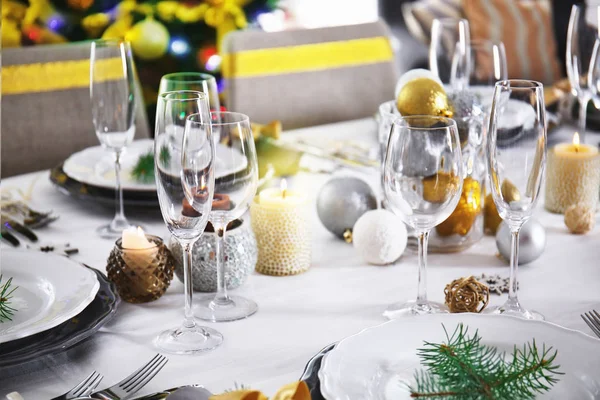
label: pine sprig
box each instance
[0,275,18,323]
[409,324,563,399]
[131,152,155,183]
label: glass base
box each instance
[484,304,544,320]
[154,323,223,354]
[383,300,449,319]
[97,220,145,239]
[196,295,258,322]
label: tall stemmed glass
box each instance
[567,4,600,144]
[188,112,259,322]
[430,18,470,90]
[588,37,600,106]
[486,80,547,320]
[90,39,141,238]
[383,116,464,318]
[154,91,223,353]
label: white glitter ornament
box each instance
[352,210,408,265]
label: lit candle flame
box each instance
[573,132,580,153]
[281,179,287,199]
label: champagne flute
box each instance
[430,18,470,90]
[486,80,546,320]
[90,39,141,238]
[567,4,600,144]
[588,37,600,108]
[186,112,259,322]
[154,91,223,354]
[383,116,464,317]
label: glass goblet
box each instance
[486,80,547,320]
[383,116,464,318]
[430,17,470,90]
[154,91,223,354]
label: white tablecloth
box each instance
[1,119,599,398]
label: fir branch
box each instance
[409,324,562,399]
[159,145,171,167]
[0,275,18,323]
[131,152,155,183]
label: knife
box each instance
[1,228,20,246]
[1,216,38,242]
[130,385,211,400]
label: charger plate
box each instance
[319,314,600,400]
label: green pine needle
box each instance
[0,275,18,323]
[131,152,155,184]
[409,324,563,399]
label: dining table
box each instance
[1,118,599,398]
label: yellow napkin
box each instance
[210,382,310,400]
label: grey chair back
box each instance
[222,20,398,129]
[1,42,150,178]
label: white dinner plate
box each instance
[319,314,600,399]
[63,139,247,192]
[0,249,100,344]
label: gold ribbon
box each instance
[2,58,124,95]
[210,381,310,400]
[221,36,393,79]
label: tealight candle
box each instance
[107,228,175,303]
[251,179,311,276]
[545,133,600,213]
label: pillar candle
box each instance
[545,133,600,213]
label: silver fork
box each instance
[51,371,104,400]
[90,354,168,400]
[581,310,600,338]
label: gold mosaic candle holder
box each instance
[107,235,175,303]
[250,196,311,276]
[545,140,600,214]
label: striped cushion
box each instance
[463,0,563,84]
[402,0,463,44]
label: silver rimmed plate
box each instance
[0,249,99,343]
[319,314,600,399]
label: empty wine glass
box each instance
[486,80,547,320]
[90,39,142,238]
[154,91,223,354]
[186,112,259,322]
[588,37,600,107]
[567,4,600,144]
[451,39,508,107]
[383,116,464,317]
[430,18,470,90]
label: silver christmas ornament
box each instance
[495,219,546,265]
[169,219,257,292]
[317,177,378,239]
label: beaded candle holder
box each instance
[250,181,311,276]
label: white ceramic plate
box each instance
[63,139,247,192]
[0,249,100,344]
[319,314,600,400]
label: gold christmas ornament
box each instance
[483,193,502,235]
[564,203,596,234]
[436,177,482,237]
[396,78,453,118]
[125,17,170,60]
[501,179,521,203]
[444,276,490,313]
[422,171,460,204]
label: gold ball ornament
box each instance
[396,78,453,118]
[564,203,596,234]
[444,276,490,313]
[483,193,502,235]
[125,18,170,60]
[422,171,461,204]
[437,177,482,237]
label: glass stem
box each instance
[112,150,127,226]
[578,95,589,144]
[213,222,230,306]
[181,239,197,329]
[416,230,430,306]
[507,227,520,306]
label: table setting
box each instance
[2,7,600,400]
